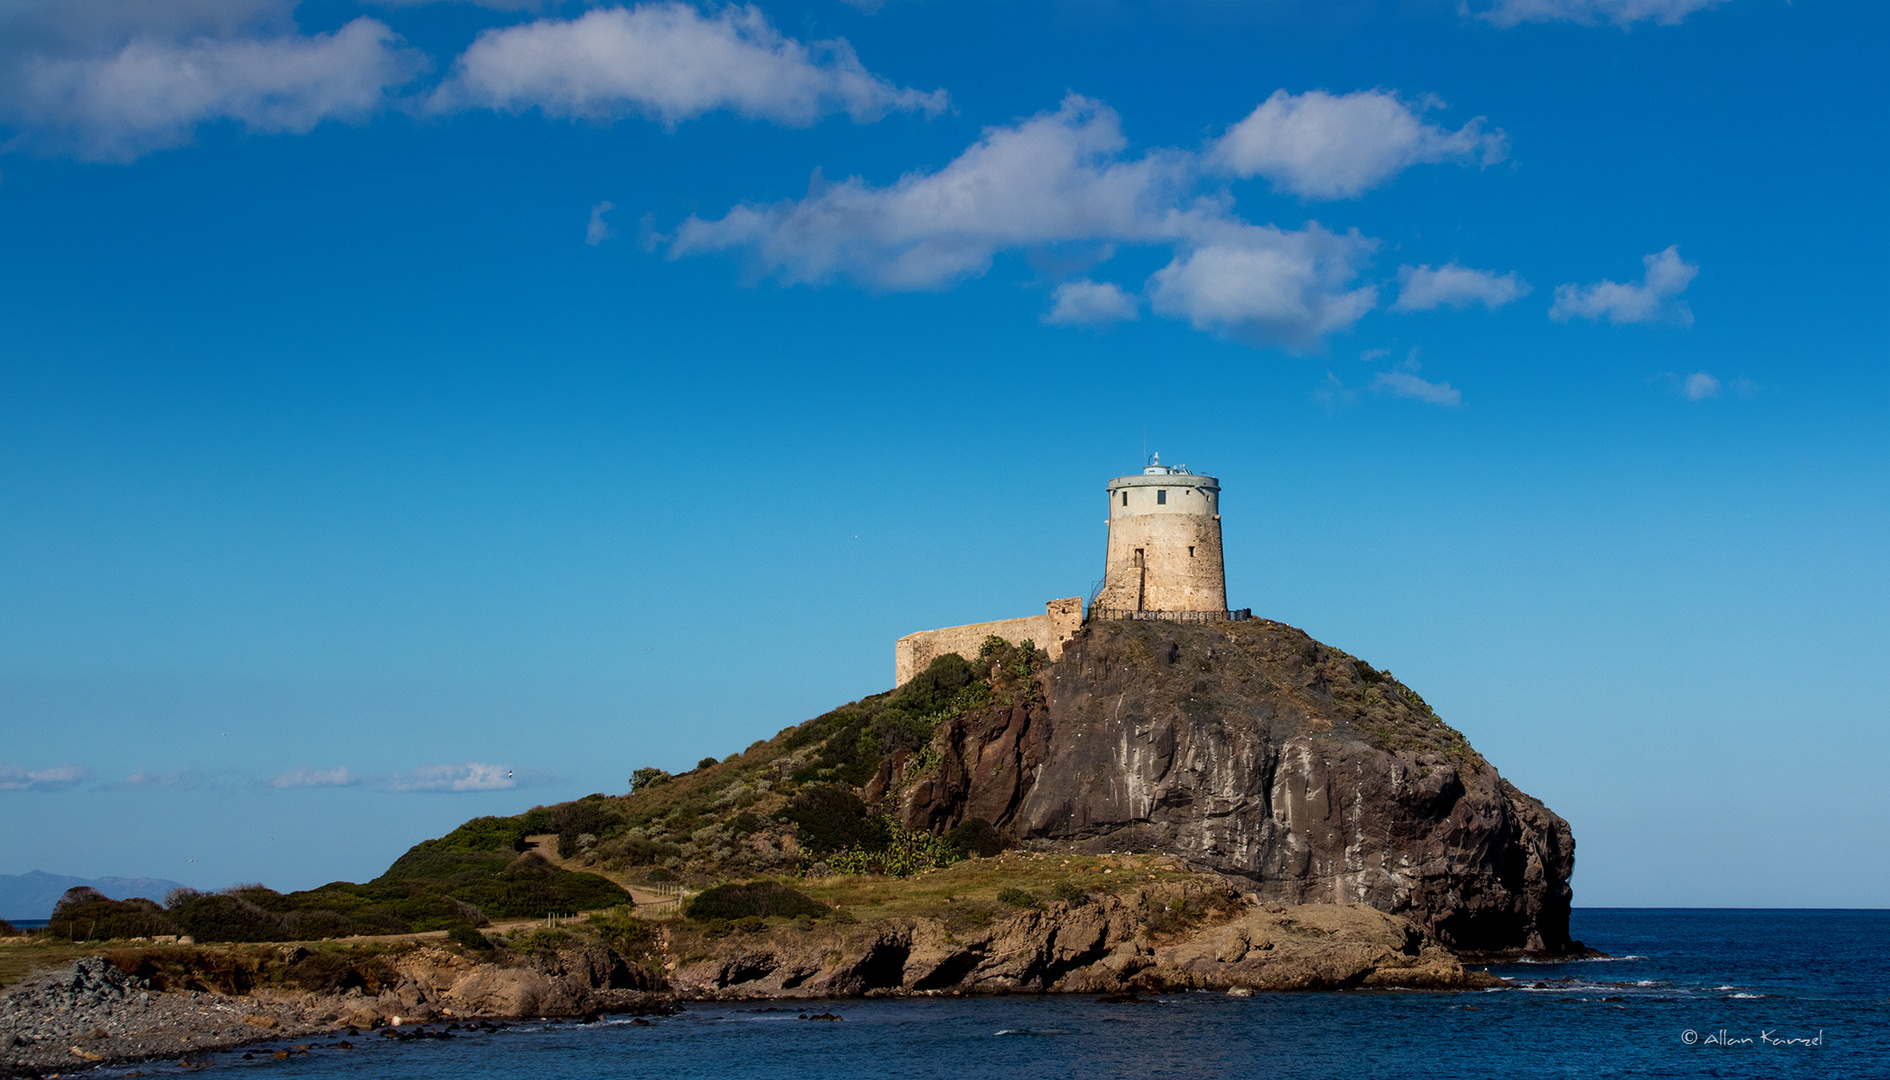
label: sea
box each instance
[82,909,1890,1079]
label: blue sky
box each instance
[1,0,1884,908]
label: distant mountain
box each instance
[0,871,190,920]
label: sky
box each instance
[0,0,1885,910]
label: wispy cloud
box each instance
[1371,370,1463,407]
[384,762,516,792]
[586,199,615,246]
[1469,0,1725,30]
[1550,245,1698,326]
[1208,90,1506,200]
[120,768,215,791]
[429,3,946,124]
[271,766,358,789]
[1658,370,1758,401]
[1367,351,1463,406]
[1392,262,1529,312]
[0,763,91,791]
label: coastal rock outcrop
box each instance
[663,881,1492,998]
[902,618,1575,955]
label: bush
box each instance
[888,652,978,716]
[432,815,532,853]
[618,836,684,866]
[585,906,657,962]
[0,918,15,935]
[824,818,955,878]
[683,881,830,922]
[446,922,493,951]
[780,784,888,854]
[696,756,719,770]
[943,817,1007,859]
[996,887,1040,910]
[549,799,623,858]
[630,767,672,793]
[1051,882,1090,907]
[165,892,285,942]
[48,888,177,940]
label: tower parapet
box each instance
[1093,453,1237,619]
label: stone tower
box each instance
[1093,453,1228,616]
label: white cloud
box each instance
[1392,262,1529,312]
[1681,371,1721,400]
[1209,89,1507,200]
[0,763,91,791]
[1044,279,1139,325]
[1550,245,1698,325]
[1147,223,1379,349]
[671,95,1376,349]
[271,766,358,789]
[586,199,615,245]
[671,95,1194,289]
[386,762,516,792]
[0,8,425,161]
[1471,0,1724,29]
[1371,369,1463,407]
[431,3,945,124]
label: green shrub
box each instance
[0,918,15,935]
[696,756,718,770]
[165,892,286,942]
[446,922,493,951]
[550,800,623,858]
[824,818,956,877]
[630,767,672,793]
[780,784,888,853]
[683,881,830,922]
[1051,882,1090,907]
[996,887,1040,910]
[432,816,532,853]
[618,835,684,866]
[48,888,177,940]
[585,907,657,962]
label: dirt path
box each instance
[521,835,680,910]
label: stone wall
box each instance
[894,598,1083,687]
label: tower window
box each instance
[1121,490,1129,506]
[1157,489,1167,504]
[1189,546,1195,557]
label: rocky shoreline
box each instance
[2,884,1512,1077]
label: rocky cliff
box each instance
[902,618,1575,956]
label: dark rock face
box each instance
[903,619,1575,955]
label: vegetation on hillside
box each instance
[33,854,628,945]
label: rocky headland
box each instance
[900,619,1575,955]
[2,616,1578,1075]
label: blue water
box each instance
[100,910,1890,1079]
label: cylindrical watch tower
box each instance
[1094,454,1227,615]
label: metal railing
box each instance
[1089,607,1252,624]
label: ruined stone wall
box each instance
[894,598,1083,687]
